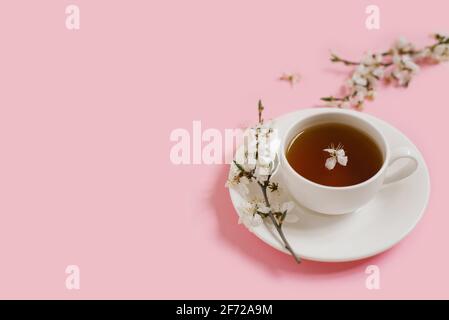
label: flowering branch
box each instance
[322,33,449,109]
[226,100,301,263]
[258,179,300,263]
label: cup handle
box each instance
[383,147,419,185]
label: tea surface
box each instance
[286,123,383,187]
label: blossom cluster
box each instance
[225,121,297,230]
[225,101,300,263]
[322,33,449,109]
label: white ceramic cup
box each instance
[279,109,419,215]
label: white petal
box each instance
[336,149,345,157]
[355,90,366,102]
[372,67,384,78]
[434,44,446,55]
[281,201,295,213]
[392,54,401,65]
[396,37,409,50]
[255,175,270,184]
[284,212,300,224]
[337,155,348,166]
[352,74,368,86]
[240,214,263,230]
[355,85,368,95]
[355,64,368,75]
[323,148,335,154]
[325,157,337,170]
[374,53,383,63]
[404,60,420,73]
[240,176,250,185]
[236,183,250,195]
[249,214,263,227]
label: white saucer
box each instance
[228,108,430,262]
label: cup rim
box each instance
[280,109,390,190]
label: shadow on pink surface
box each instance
[210,165,397,275]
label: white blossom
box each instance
[394,37,415,52]
[324,34,449,109]
[229,101,301,262]
[371,66,385,79]
[225,166,250,195]
[238,200,264,230]
[402,55,420,73]
[432,43,449,61]
[352,73,368,86]
[270,200,299,223]
[323,144,348,170]
[351,64,370,86]
[242,123,280,182]
[343,56,385,107]
[390,54,420,86]
[361,52,382,66]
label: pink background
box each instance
[0,0,448,299]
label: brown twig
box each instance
[258,181,301,264]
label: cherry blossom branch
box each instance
[232,161,300,263]
[330,53,393,67]
[322,33,449,109]
[227,101,301,264]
